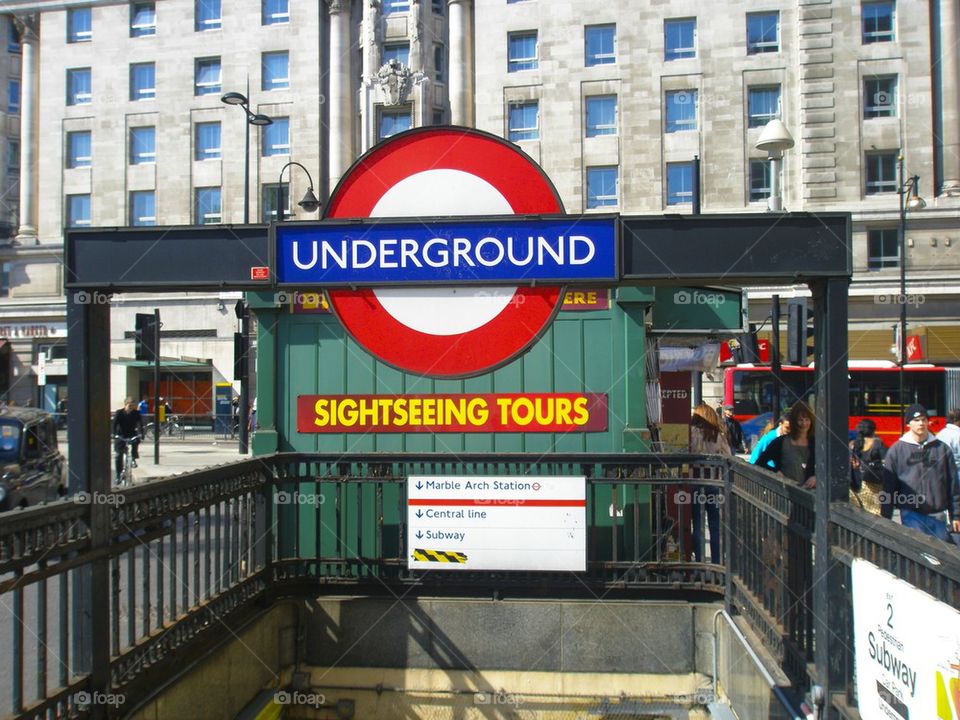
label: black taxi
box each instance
[0,406,67,512]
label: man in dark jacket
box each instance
[881,403,960,541]
[721,404,746,454]
[113,397,144,482]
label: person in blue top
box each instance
[137,397,149,415]
[750,413,789,467]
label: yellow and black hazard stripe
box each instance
[412,548,467,563]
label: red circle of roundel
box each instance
[325,127,565,379]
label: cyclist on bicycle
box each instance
[113,397,144,483]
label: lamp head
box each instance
[755,119,795,157]
[906,176,926,210]
[297,188,321,214]
[220,91,248,106]
[249,113,273,126]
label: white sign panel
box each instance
[852,559,960,720]
[407,475,586,572]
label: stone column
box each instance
[940,0,960,195]
[14,14,38,244]
[328,0,354,191]
[447,0,474,126]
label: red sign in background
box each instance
[297,393,608,433]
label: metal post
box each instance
[237,301,250,455]
[771,294,781,418]
[768,155,782,212]
[243,78,250,224]
[153,307,160,464]
[692,155,701,214]
[898,155,907,414]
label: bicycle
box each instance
[144,415,185,440]
[114,435,139,488]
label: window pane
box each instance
[434,44,445,83]
[749,160,771,201]
[864,76,897,118]
[67,194,91,228]
[195,187,221,225]
[665,90,697,132]
[665,19,696,60]
[130,63,156,101]
[586,95,617,137]
[195,57,222,95]
[67,68,92,105]
[195,122,221,160]
[585,25,616,66]
[130,191,156,226]
[382,0,411,15]
[379,109,411,139]
[7,140,19,174]
[865,152,898,194]
[586,167,618,208]
[508,32,538,72]
[863,1,895,43]
[508,102,539,141]
[8,17,19,53]
[68,8,93,42]
[383,44,410,67]
[432,0,444,14]
[263,0,289,24]
[130,127,156,165]
[747,86,781,127]
[8,80,19,114]
[262,183,288,222]
[667,162,693,205]
[130,2,156,37]
[867,228,899,269]
[263,117,290,156]
[196,0,221,31]
[747,12,779,53]
[262,51,290,90]
[67,131,92,169]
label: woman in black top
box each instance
[756,401,816,488]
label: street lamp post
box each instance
[220,90,273,223]
[276,161,321,222]
[897,155,926,415]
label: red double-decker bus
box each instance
[723,362,960,447]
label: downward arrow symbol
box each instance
[416,481,423,490]
[416,510,423,518]
[416,531,423,539]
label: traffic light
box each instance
[728,325,761,364]
[134,313,158,361]
[234,331,247,380]
[786,298,814,365]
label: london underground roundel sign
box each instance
[325,127,565,378]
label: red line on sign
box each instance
[408,498,585,507]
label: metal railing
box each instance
[2,451,958,719]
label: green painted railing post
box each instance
[249,291,280,456]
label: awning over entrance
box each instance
[114,357,213,369]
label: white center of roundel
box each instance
[371,169,518,336]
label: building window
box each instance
[7,140,19,174]
[195,187,221,225]
[507,101,539,141]
[67,7,93,43]
[195,0,221,31]
[195,121,221,160]
[195,57,221,95]
[864,76,897,118]
[130,2,156,37]
[7,80,19,114]
[67,194,91,228]
[432,0,444,14]
[262,183,288,222]
[865,152,898,194]
[508,31,538,72]
[262,0,289,25]
[7,17,19,53]
[130,62,156,101]
[262,117,290,156]
[586,95,617,137]
[867,228,899,269]
[863,1,895,43]
[749,159,771,201]
[666,162,693,205]
[747,86,781,127]
[665,90,697,132]
[379,108,411,139]
[130,126,156,165]
[585,24,616,66]
[0,262,10,297]
[747,12,779,54]
[67,131,92,169]
[262,51,289,90]
[67,68,92,106]
[383,44,409,68]
[130,191,156,226]
[434,44,445,83]
[433,110,445,125]
[586,167,618,208]
[383,0,411,14]
[664,18,696,60]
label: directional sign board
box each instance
[407,475,586,572]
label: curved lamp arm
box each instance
[277,161,321,221]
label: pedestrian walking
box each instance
[849,418,886,515]
[721,404,746,454]
[749,413,789,467]
[687,403,731,563]
[755,401,816,488]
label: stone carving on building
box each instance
[376,58,422,105]
[326,0,348,14]
[13,14,39,44]
[411,0,423,42]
